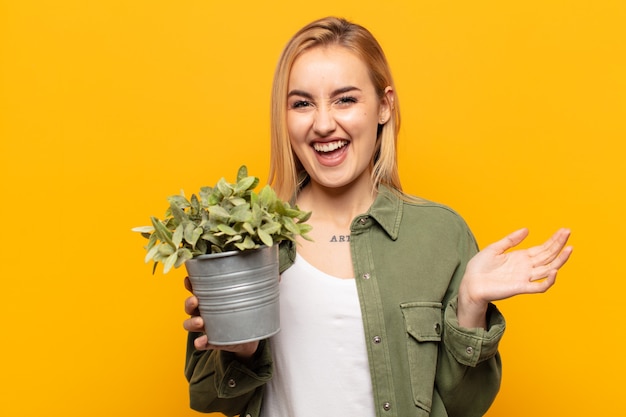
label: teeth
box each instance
[313,140,348,153]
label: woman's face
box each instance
[286,45,391,191]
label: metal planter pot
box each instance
[185,245,280,345]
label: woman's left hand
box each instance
[457,228,573,328]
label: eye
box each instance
[290,100,312,109]
[336,96,357,106]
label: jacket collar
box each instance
[364,184,403,241]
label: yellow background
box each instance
[1,0,624,416]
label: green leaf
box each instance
[163,252,178,274]
[168,194,190,208]
[225,235,243,245]
[258,228,273,247]
[199,187,221,207]
[191,226,203,247]
[234,176,258,194]
[242,222,255,235]
[282,216,299,235]
[294,223,314,242]
[250,203,263,227]
[150,217,176,248]
[282,207,304,218]
[207,188,221,205]
[201,232,221,247]
[146,232,158,250]
[230,204,252,222]
[250,190,258,206]
[272,199,287,215]
[190,193,200,212]
[172,224,183,247]
[195,239,208,254]
[216,178,233,197]
[168,200,188,224]
[174,248,193,268]
[236,165,248,182]
[158,243,175,256]
[144,245,160,263]
[298,223,313,234]
[258,184,276,207]
[208,205,230,222]
[234,235,257,250]
[152,252,165,263]
[217,224,238,236]
[229,197,247,206]
[132,226,154,233]
[183,222,196,244]
[198,187,211,205]
[260,221,281,236]
[296,209,312,222]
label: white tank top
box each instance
[260,253,376,417]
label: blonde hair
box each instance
[268,17,402,201]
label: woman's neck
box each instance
[296,180,377,228]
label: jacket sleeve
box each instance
[436,228,506,417]
[184,332,273,416]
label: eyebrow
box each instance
[287,86,362,99]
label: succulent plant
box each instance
[133,165,312,273]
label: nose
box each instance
[312,106,336,136]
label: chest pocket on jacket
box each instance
[400,301,443,414]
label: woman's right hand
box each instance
[183,277,260,361]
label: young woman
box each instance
[183,17,572,417]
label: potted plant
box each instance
[133,165,312,344]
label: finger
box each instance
[529,244,573,281]
[539,244,574,276]
[487,228,530,254]
[183,315,204,332]
[530,228,570,258]
[193,334,209,350]
[555,245,574,268]
[525,270,557,293]
[184,276,193,293]
[184,295,199,315]
[529,229,572,267]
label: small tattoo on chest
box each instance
[330,235,351,243]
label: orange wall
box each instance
[1,1,624,416]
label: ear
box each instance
[378,86,394,125]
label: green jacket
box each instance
[185,186,505,417]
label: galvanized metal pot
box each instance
[185,245,280,345]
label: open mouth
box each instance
[313,140,349,154]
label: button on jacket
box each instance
[185,185,506,417]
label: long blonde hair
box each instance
[268,17,402,201]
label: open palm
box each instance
[461,228,573,305]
